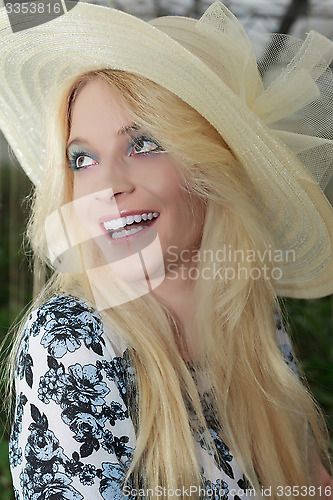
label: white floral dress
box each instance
[9,294,297,499]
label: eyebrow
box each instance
[118,122,140,136]
[66,122,140,155]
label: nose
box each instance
[94,159,135,203]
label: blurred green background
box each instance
[0,161,33,500]
[0,159,332,500]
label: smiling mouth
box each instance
[102,212,160,240]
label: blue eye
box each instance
[68,151,98,171]
[128,136,164,157]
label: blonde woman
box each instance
[1,1,333,499]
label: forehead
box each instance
[68,78,132,138]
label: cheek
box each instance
[73,173,90,200]
[69,178,103,240]
[145,160,184,206]
[147,160,205,228]
[72,165,107,200]
[158,176,205,244]
[174,187,206,244]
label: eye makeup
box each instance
[67,148,99,171]
[66,126,165,171]
[127,135,164,157]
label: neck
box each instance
[151,263,198,361]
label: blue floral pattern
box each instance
[10,294,297,499]
[9,393,27,468]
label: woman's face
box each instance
[66,78,205,287]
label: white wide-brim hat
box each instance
[0,1,333,298]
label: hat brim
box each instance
[0,1,332,298]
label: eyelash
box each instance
[67,135,164,171]
[128,135,164,157]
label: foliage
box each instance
[283,296,333,440]
[1,160,33,500]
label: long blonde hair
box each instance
[12,68,331,498]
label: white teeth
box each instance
[111,226,144,239]
[103,212,159,233]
